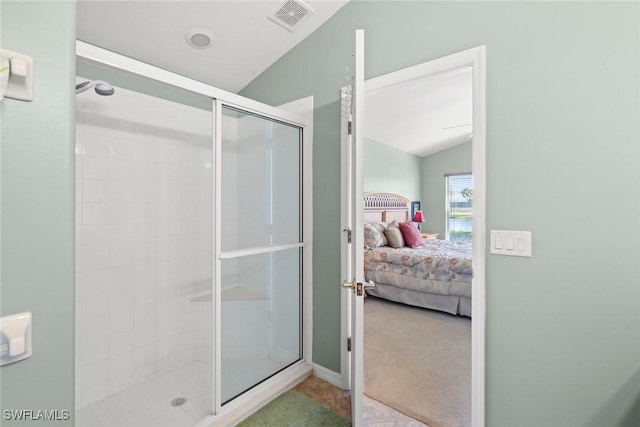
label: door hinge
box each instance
[347,337,352,352]
[348,121,352,135]
[344,228,352,244]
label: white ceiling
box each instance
[77,0,349,93]
[77,1,470,157]
[365,67,473,157]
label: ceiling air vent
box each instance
[269,0,314,32]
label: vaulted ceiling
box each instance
[365,67,473,157]
[77,0,471,156]
[77,0,350,93]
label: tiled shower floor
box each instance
[76,362,212,427]
[75,358,286,427]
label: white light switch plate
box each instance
[490,230,532,257]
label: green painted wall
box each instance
[241,1,640,426]
[0,1,76,425]
[421,141,472,237]
[364,137,421,201]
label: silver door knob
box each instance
[341,279,374,296]
[341,279,356,290]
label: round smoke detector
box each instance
[186,28,214,49]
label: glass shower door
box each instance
[216,105,303,404]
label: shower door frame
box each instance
[76,41,314,426]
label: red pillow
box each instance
[398,221,423,248]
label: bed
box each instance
[363,192,472,317]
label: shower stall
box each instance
[74,42,311,427]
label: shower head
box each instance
[76,80,115,96]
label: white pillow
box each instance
[364,224,385,249]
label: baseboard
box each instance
[312,363,344,389]
[197,362,312,427]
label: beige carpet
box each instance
[364,296,471,427]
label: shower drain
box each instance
[171,397,187,407]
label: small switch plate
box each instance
[490,230,532,257]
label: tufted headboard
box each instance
[364,192,410,224]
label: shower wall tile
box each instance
[76,82,213,409]
[111,159,137,183]
[82,281,110,317]
[83,156,110,180]
[82,336,109,365]
[109,373,133,395]
[81,224,109,249]
[82,313,109,338]
[82,131,111,157]
[134,342,156,370]
[110,330,134,356]
[134,366,155,385]
[110,293,135,317]
[83,179,110,203]
[110,350,133,379]
[110,224,135,247]
[110,244,135,269]
[110,139,136,161]
[110,309,134,335]
[82,381,109,407]
[82,358,109,393]
[83,203,109,225]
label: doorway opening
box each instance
[340,46,486,427]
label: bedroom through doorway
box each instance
[356,48,485,427]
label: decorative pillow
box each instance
[399,221,423,248]
[364,224,385,249]
[384,221,405,248]
[370,222,388,246]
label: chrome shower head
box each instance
[76,80,114,96]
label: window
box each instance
[445,173,472,242]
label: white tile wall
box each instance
[75,80,213,408]
[191,300,213,362]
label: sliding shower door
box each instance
[216,105,303,405]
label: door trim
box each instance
[339,45,487,427]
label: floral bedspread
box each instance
[364,240,472,298]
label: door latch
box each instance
[341,279,375,297]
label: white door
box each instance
[340,29,369,427]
